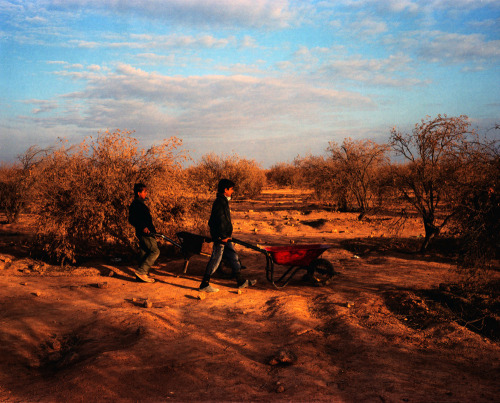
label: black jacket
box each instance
[208,193,233,242]
[128,198,156,237]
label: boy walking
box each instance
[199,179,256,292]
[128,183,159,283]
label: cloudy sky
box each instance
[1,0,499,166]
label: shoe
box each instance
[134,271,155,283]
[199,285,219,293]
[237,279,257,289]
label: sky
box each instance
[1,0,499,167]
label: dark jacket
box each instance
[208,193,233,242]
[128,198,156,237]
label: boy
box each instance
[128,183,159,283]
[199,179,256,292]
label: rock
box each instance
[268,349,297,366]
[97,282,109,289]
[143,300,153,308]
[237,289,243,295]
[20,282,28,286]
[33,291,41,297]
[346,301,354,308]
[49,339,62,351]
[276,385,285,393]
[198,292,206,300]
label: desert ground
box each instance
[0,188,498,402]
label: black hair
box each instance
[133,183,147,196]
[217,178,235,193]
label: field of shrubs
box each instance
[0,115,498,280]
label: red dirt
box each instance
[0,188,498,402]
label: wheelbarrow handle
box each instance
[231,237,266,253]
[153,233,182,249]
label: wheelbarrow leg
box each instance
[183,259,190,273]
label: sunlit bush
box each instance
[266,162,302,187]
[187,153,266,198]
[27,130,202,264]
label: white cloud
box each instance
[23,99,59,115]
[46,0,296,28]
[37,64,374,145]
[350,17,388,36]
[416,32,500,64]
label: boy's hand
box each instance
[143,228,150,234]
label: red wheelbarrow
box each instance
[232,238,336,288]
[155,232,336,288]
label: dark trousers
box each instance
[200,241,243,288]
[137,235,160,275]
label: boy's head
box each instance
[133,183,147,199]
[217,178,235,195]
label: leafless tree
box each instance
[327,138,389,219]
[390,114,477,251]
[0,146,51,222]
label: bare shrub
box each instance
[327,138,389,219]
[294,155,351,210]
[266,162,302,187]
[451,140,499,284]
[294,139,389,216]
[390,115,480,251]
[28,130,193,264]
[187,153,266,198]
[0,146,50,223]
[0,164,24,223]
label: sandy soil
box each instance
[0,188,498,402]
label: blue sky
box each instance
[1,0,499,167]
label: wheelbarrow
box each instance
[231,238,335,288]
[154,231,212,273]
[155,232,336,288]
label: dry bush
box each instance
[294,155,351,209]
[294,138,389,216]
[390,115,480,251]
[27,130,198,264]
[451,141,499,284]
[266,162,302,187]
[187,153,266,198]
[0,147,50,222]
[0,164,24,223]
[327,138,389,219]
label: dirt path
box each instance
[0,188,498,402]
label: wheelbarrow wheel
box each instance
[304,258,335,285]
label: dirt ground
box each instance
[0,188,498,402]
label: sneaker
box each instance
[134,270,155,283]
[199,285,219,293]
[237,279,257,289]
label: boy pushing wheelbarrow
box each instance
[199,179,257,293]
